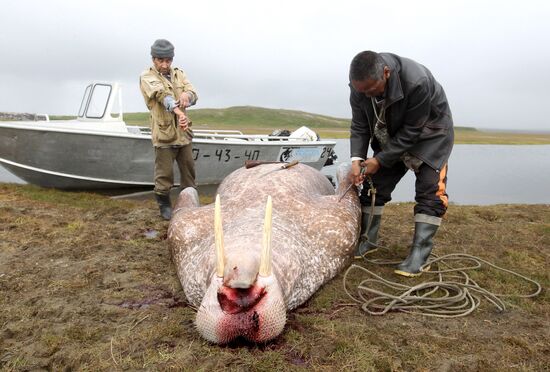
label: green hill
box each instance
[51,106,550,143]
[124,106,478,139]
[123,106,351,135]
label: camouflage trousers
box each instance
[154,145,196,195]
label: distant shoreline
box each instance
[477,128,550,135]
[3,106,550,144]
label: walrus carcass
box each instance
[168,163,360,343]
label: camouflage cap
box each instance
[151,39,174,58]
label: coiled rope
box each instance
[344,174,542,318]
[343,252,542,318]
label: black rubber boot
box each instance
[155,193,172,221]
[354,212,382,259]
[394,221,439,277]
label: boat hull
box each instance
[0,125,336,190]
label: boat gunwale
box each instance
[0,122,337,146]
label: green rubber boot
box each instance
[155,193,172,221]
[355,206,383,259]
[394,214,440,277]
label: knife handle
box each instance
[282,160,299,169]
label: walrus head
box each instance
[195,195,287,343]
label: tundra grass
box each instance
[0,184,548,370]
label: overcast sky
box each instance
[1,0,549,131]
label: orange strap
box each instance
[436,164,448,208]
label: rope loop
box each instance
[343,252,542,318]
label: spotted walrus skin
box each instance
[168,163,360,343]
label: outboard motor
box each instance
[269,129,291,137]
[324,148,338,166]
[289,126,320,141]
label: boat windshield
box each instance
[78,83,112,119]
[78,85,92,117]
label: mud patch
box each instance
[109,286,188,309]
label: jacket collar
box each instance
[151,66,174,86]
[381,54,404,108]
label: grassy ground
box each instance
[51,107,550,144]
[0,184,548,371]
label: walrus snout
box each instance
[195,275,287,344]
[217,285,266,314]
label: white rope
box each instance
[343,253,542,318]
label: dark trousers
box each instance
[359,161,449,218]
[154,145,196,195]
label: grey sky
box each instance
[1,0,549,130]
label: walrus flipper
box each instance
[173,187,200,216]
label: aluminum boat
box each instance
[0,82,336,190]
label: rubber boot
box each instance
[155,193,172,221]
[394,215,440,277]
[354,206,383,259]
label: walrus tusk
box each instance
[214,194,225,277]
[259,195,273,277]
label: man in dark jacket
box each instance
[349,51,454,277]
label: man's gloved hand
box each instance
[178,92,192,108]
[351,160,366,185]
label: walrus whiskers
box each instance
[214,194,225,277]
[259,195,273,277]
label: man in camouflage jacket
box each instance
[140,39,198,220]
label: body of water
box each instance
[0,166,24,184]
[322,142,550,205]
[1,142,549,205]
